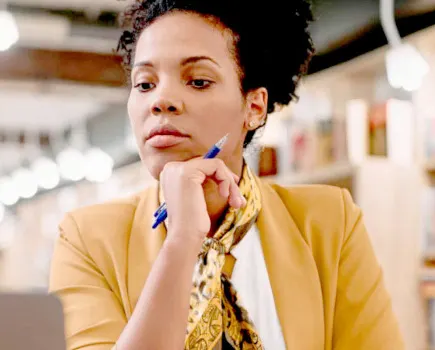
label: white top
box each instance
[231,225,286,350]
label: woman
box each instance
[49,0,404,349]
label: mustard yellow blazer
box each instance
[49,178,404,350]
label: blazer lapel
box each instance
[255,178,325,349]
[127,185,167,313]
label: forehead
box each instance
[134,11,234,66]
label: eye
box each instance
[188,79,213,89]
[134,82,155,92]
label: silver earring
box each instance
[248,121,256,129]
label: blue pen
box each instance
[152,133,229,229]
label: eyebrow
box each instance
[133,56,221,68]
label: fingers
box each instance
[232,172,240,183]
[214,166,231,198]
[222,165,245,209]
[218,178,230,198]
[203,159,245,209]
[228,177,245,208]
[172,158,246,209]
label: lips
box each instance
[146,124,189,141]
[145,124,190,149]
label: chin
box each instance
[144,162,164,180]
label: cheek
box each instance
[127,93,144,131]
[194,88,245,129]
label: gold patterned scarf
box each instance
[160,163,264,349]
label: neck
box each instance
[205,155,244,237]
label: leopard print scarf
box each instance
[181,164,264,349]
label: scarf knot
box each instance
[201,238,227,255]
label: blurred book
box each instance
[422,186,435,257]
[287,121,314,173]
[258,93,349,182]
[258,147,278,177]
[285,118,347,173]
[332,119,348,163]
[316,118,334,167]
[368,102,388,157]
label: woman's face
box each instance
[127,11,267,179]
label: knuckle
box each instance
[214,158,225,168]
[175,162,193,180]
[178,165,189,178]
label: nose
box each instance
[150,97,183,116]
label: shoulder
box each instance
[259,181,365,282]
[261,180,361,245]
[57,189,149,257]
[271,182,346,207]
[272,183,358,218]
[64,192,141,230]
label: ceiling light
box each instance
[0,11,19,52]
[31,157,60,190]
[0,176,19,206]
[12,168,38,199]
[386,43,430,92]
[85,148,114,183]
[57,147,86,182]
[380,0,430,91]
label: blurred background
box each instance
[0,0,435,348]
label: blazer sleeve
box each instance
[49,213,126,350]
[332,189,405,350]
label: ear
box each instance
[244,87,268,130]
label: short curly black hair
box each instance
[117,0,315,147]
